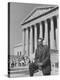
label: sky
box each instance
[10,2,55,55]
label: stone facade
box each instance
[21,6,59,59]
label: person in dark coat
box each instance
[29,38,51,76]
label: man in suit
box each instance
[29,38,51,76]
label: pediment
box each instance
[22,6,57,25]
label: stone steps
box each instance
[9,50,59,77]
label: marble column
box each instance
[56,16,58,50]
[22,29,25,55]
[39,22,43,38]
[28,27,30,56]
[30,26,33,60]
[50,18,56,49]
[43,20,48,45]
[26,28,28,56]
[34,24,37,51]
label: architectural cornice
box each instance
[21,6,58,25]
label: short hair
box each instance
[38,38,44,42]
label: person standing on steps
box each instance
[29,38,51,76]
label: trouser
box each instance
[29,62,51,76]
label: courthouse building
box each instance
[14,43,23,56]
[21,6,59,60]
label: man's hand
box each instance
[39,66,42,70]
[38,63,43,70]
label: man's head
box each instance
[37,38,43,46]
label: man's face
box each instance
[37,39,43,45]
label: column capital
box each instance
[46,18,50,22]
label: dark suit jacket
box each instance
[35,44,51,74]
